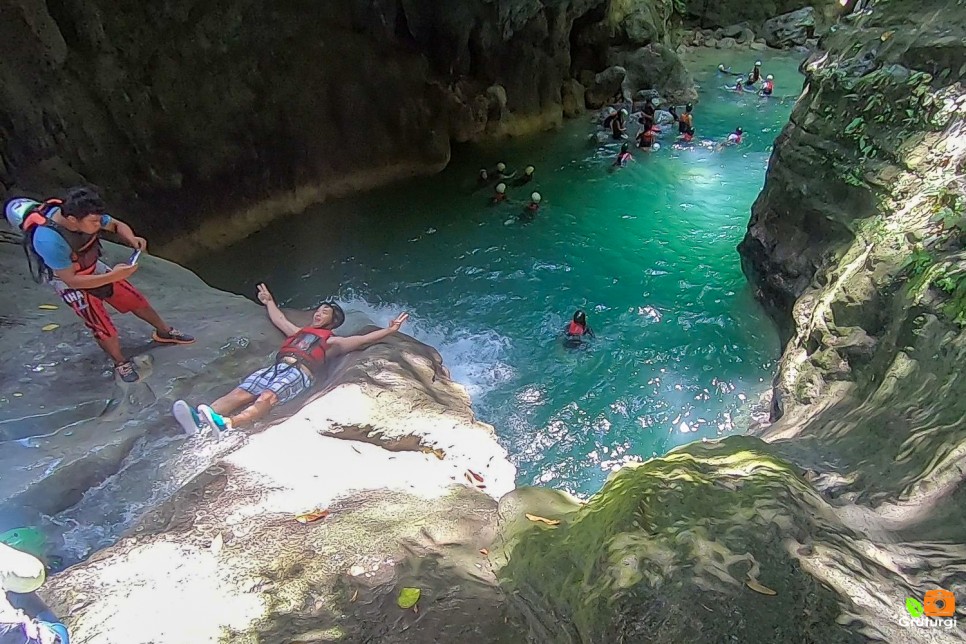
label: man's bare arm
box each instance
[326,313,408,357]
[256,283,301,337]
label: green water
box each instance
[196,50,802,496]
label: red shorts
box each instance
[58,280,149,340]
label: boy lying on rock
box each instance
[173,283,408,434]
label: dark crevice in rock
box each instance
[323,423,425,453]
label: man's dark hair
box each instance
[62,186,106,219]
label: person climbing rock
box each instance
[491,183,508,204]
[513,166,535,186]
[759,74,775,97]
[564,310,594,348]
[173,283,408,434]
[10,187,194,383]
[745,61,762,86]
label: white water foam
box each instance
[336,292,515,403]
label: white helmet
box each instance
[525,165,535,175]
[766,74,774,81]
[496,183,507,194]
[496,162,506,172]
[531,192,542,203]
[755,60,762,66]
[4,198,38,229]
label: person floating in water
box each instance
[477,169,491,186]
[677,103,695,142]
[519,192,541,222]
[717,127,743,150]
[491,182,508,204]
[732,77,745,93]
[173,283,408,434]
[717,63,741,76]
[614,142,633,167]
[759,74,775,97]
[513,166,535,186]
[564,310,594,347]
[493,162,515,180]
[745,61,762,86]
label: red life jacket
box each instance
[276,327,334,374]
[567,321,586,336]
[21,198,102,278]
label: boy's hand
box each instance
[256,283,275,305]
[388,313,409,331]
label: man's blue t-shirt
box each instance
[31,210,112,271]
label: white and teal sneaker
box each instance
[198,404,230,439]
[172,400,206,436]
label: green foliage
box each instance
[927,186,965,235]
[903,247,934,277]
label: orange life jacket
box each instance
[567,321,586,336]
[21,198,102,280]
[276,327,334,374]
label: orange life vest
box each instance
[276,327,334,374]
[21,198,102,279]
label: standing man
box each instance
[13,186,194,383]
[173,283,408,434]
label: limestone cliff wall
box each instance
[0,0,685,255]
[495,3,966,641]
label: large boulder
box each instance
[607,45,698,105]
[761,7,816,48]
[585,65,627,108]
[561,79,586,118]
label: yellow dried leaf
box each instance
[880,30,894,42]
[479,548,489,556]
[295,509,330,524]
[38,304,59,310]
[746,579,776,596]
[525,513,561,526]
[41,324,59,332]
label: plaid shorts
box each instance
[238,363,312,404]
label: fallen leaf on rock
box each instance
[419,446,446,460]
[880,30,894,41]
[351,445,361,454]
[525,514,561,526]
[746,579,776,596]
[397,587,421,609]
[476,485,487,489]
[464,472,474,484]
[350,589,358,603]
[468,469,484,482]
[296,509,330,523]
[41,324,59,332]
[38,304,58,310]
[479,549,489,556]
[210,533,223,554]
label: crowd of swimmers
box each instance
[478,162,542,221]
[593,59,777,166]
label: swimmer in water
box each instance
[717,63,741,76]
[614,142,633,167]
[477,169,490,185]
[759,74,775,97]
[604,108,628,140]
[564,310,594,347]
[493,162,516,180]
[513,165,535,186]
[717,127,743,151]
[745,60,762,86]
[733,77,745,93]
[491,182,508,204]
[519,192,541,222]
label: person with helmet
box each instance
[677,103,696,142]
[745,60,763,86]
[760,74,775,96]
[0,542,69,644]
[6,187,193,384]
[614,142,633,167]
[606,108,628,140]
[513,165,536,186]
[639,97,659,131]
[518,192,542,223]
[492,162,516,180]
[491,182,508,204]
[564,310,595,347]
[173,283,408,434]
